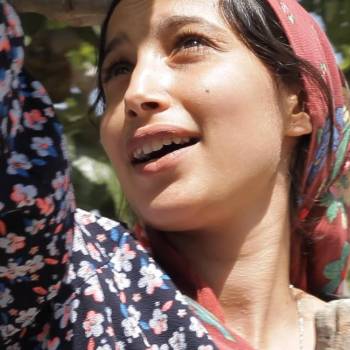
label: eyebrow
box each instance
[103,15,226,63]
[156,15,226,35]
[104,33,129,62]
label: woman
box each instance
[1,0,349,349]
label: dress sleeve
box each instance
[0,1,75,345]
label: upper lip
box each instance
[127,124,200,161]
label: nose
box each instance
[124,58,171,118]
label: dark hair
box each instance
[96,0,333,225]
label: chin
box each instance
[135,199,203,232]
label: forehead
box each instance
[106,0,224,41]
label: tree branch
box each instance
[9,0,112,26]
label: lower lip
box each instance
[133,144,196,174]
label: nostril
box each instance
[141,101,159,111]
[128,109,138,117]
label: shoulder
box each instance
[71,208,140,267]
[295,289,350,349]
[294,290,326,322]
[66,208,153,288]
[314,298,350,349]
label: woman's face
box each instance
[100,0,294,231]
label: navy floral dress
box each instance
[0,2,252,349]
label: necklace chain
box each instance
[289,284,304,350]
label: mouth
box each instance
[131,136,200,165]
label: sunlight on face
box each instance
[100,0,291,232]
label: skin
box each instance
[100,0,324,349]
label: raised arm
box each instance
[0,1,75,345]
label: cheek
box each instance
[179,56,284,155]
[176,65,285,198]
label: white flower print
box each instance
[115,341,126,350]
[64,263,76,284]
[77,260,95,279]
[177,309,187,318]
[121,305,141,339]
[51,171,68,200]
[0,324,19,339]
[70,298,80,323]
[24,218,46,235]
[96,216,120,231]
[82,311,104,338]
[6,152,31,175]
[0,233,25,253]
[189,317,206,338]
[8,100,22,138]
[138,263,164,294]
[110,243,136,273]
[84,275,104,302]
[150,345,169,350]
[75,209,97,225]
[175,291,188,305]
[45,282,61,301]
[0,261,28,280]
[96,345,112,350]
[0,287,14,307]
[0,63,11,101]
[132,293,142,302]
[30,136,54,157]
[25,255,44,274]
[31,81,52,105]
[73,227,89,255]
[149,308,168,335]
[105,278,117,293]
[47,235,59,256]
[15,307,38,327]
[10,184,37,207]
[44,106,55,118]
[105,307,112,324]
[6,343,21,350]
[86,242,102,262]
[114,272,131,291]
[54,302,70,329]
[169,331,187,350]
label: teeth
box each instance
[133,136,194,160]
[142,144,152,155]
[163,138,172,146]
[135,149,143,158]
[152,140,163,152]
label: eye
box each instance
[102,60,133,83]
[174,32,211,53]
[181,36,205,49]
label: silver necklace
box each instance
[289,284,305,350]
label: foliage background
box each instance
[19,1,350,283]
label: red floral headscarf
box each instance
[265,0,350,298]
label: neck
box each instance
[163,176,301,349]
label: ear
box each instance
[284,94,312,137]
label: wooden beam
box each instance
[8,0,113,26]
